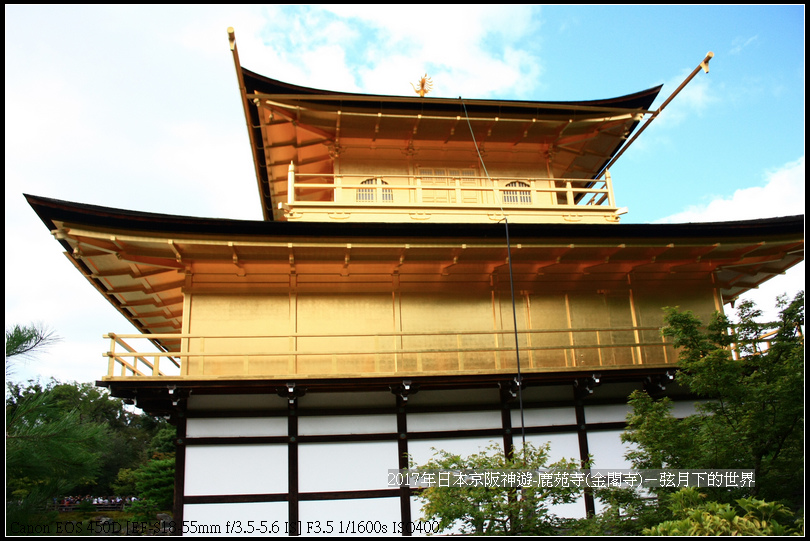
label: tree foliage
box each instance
[622,292,804,508]
[128,455,176,522]
[6,390,108,527]
[6,379,169,497]
[565,485,669,536]
[413,442,582,535]
[644,488,803,536]
[5,323,172,532]
[5,325,107,531]
[5,322,60,363]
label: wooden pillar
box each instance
[288,395,299,536]
[573,390,596,516]
[172,409,187,536]
[396,395,412,536]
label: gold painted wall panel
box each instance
[568,294,609,368]
[527,294,570,368]
[400,293,495,372]
[186,294,292,376]
[496,293,530,370]
[631,278,717,365]
[568,293,635,367]
[181,278,720,376]
[603,295,635,366]
[296,293,394,375]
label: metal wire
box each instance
[460,98,527,455]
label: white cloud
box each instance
[733,261,804,324]
[657,157,805,322]
[656,157,805,223]
[251,5,544,99]
[653,68,718,128]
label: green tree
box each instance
[5,325,107,532]
[5,323,59,365]
[126,425,177,521]
[622,292,804,508]
[644,487,803,536]
[565,485,669,536]
[413,442,582,535]
[128,455,176,523]
[6,379,168,498]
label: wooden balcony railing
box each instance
[103,326,675,379]
[278,166,620,222]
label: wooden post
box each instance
[605,170,615,207]
[288,161,295,204]
[106,334,117,377]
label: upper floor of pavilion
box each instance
[231,31,661,224]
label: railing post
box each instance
[493,330,501,369]
[288,161,295,204]
[661,334,669,364]
[374,335,381,373]
[596,330,603,366]
[457,334,463,370]
[199,336,205,376]
[566,180,575,206]
[604,170,615,207]
[106,333,117,377]
[288,336,297,374]
[334,175,342,203]
[393,334,399,373]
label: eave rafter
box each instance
[89,267,175,280]
[264,137,331,150]
[105,279,184,296]
[252,97,336,142]
[123,296,184,308]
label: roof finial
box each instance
[411,74,433,97]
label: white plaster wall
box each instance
[186,417,287,438]
[185,445,287,495]
[298,414,396,436]
[407,410,502,432]
[298,441,399,492]
[511,406,577,428]
[584,403,632,424]
[298,498,402,537]
[182,502,288,537]
[407,437,503,468]
[587,430,634,470]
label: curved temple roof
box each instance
[232,62,662,220]
[26,194,804,345]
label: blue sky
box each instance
[5,5,804,384]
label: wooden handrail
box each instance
[103,326,675,378]
[288,173,615,208]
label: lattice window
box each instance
[357,178,393,202]
[503,181,531,204]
